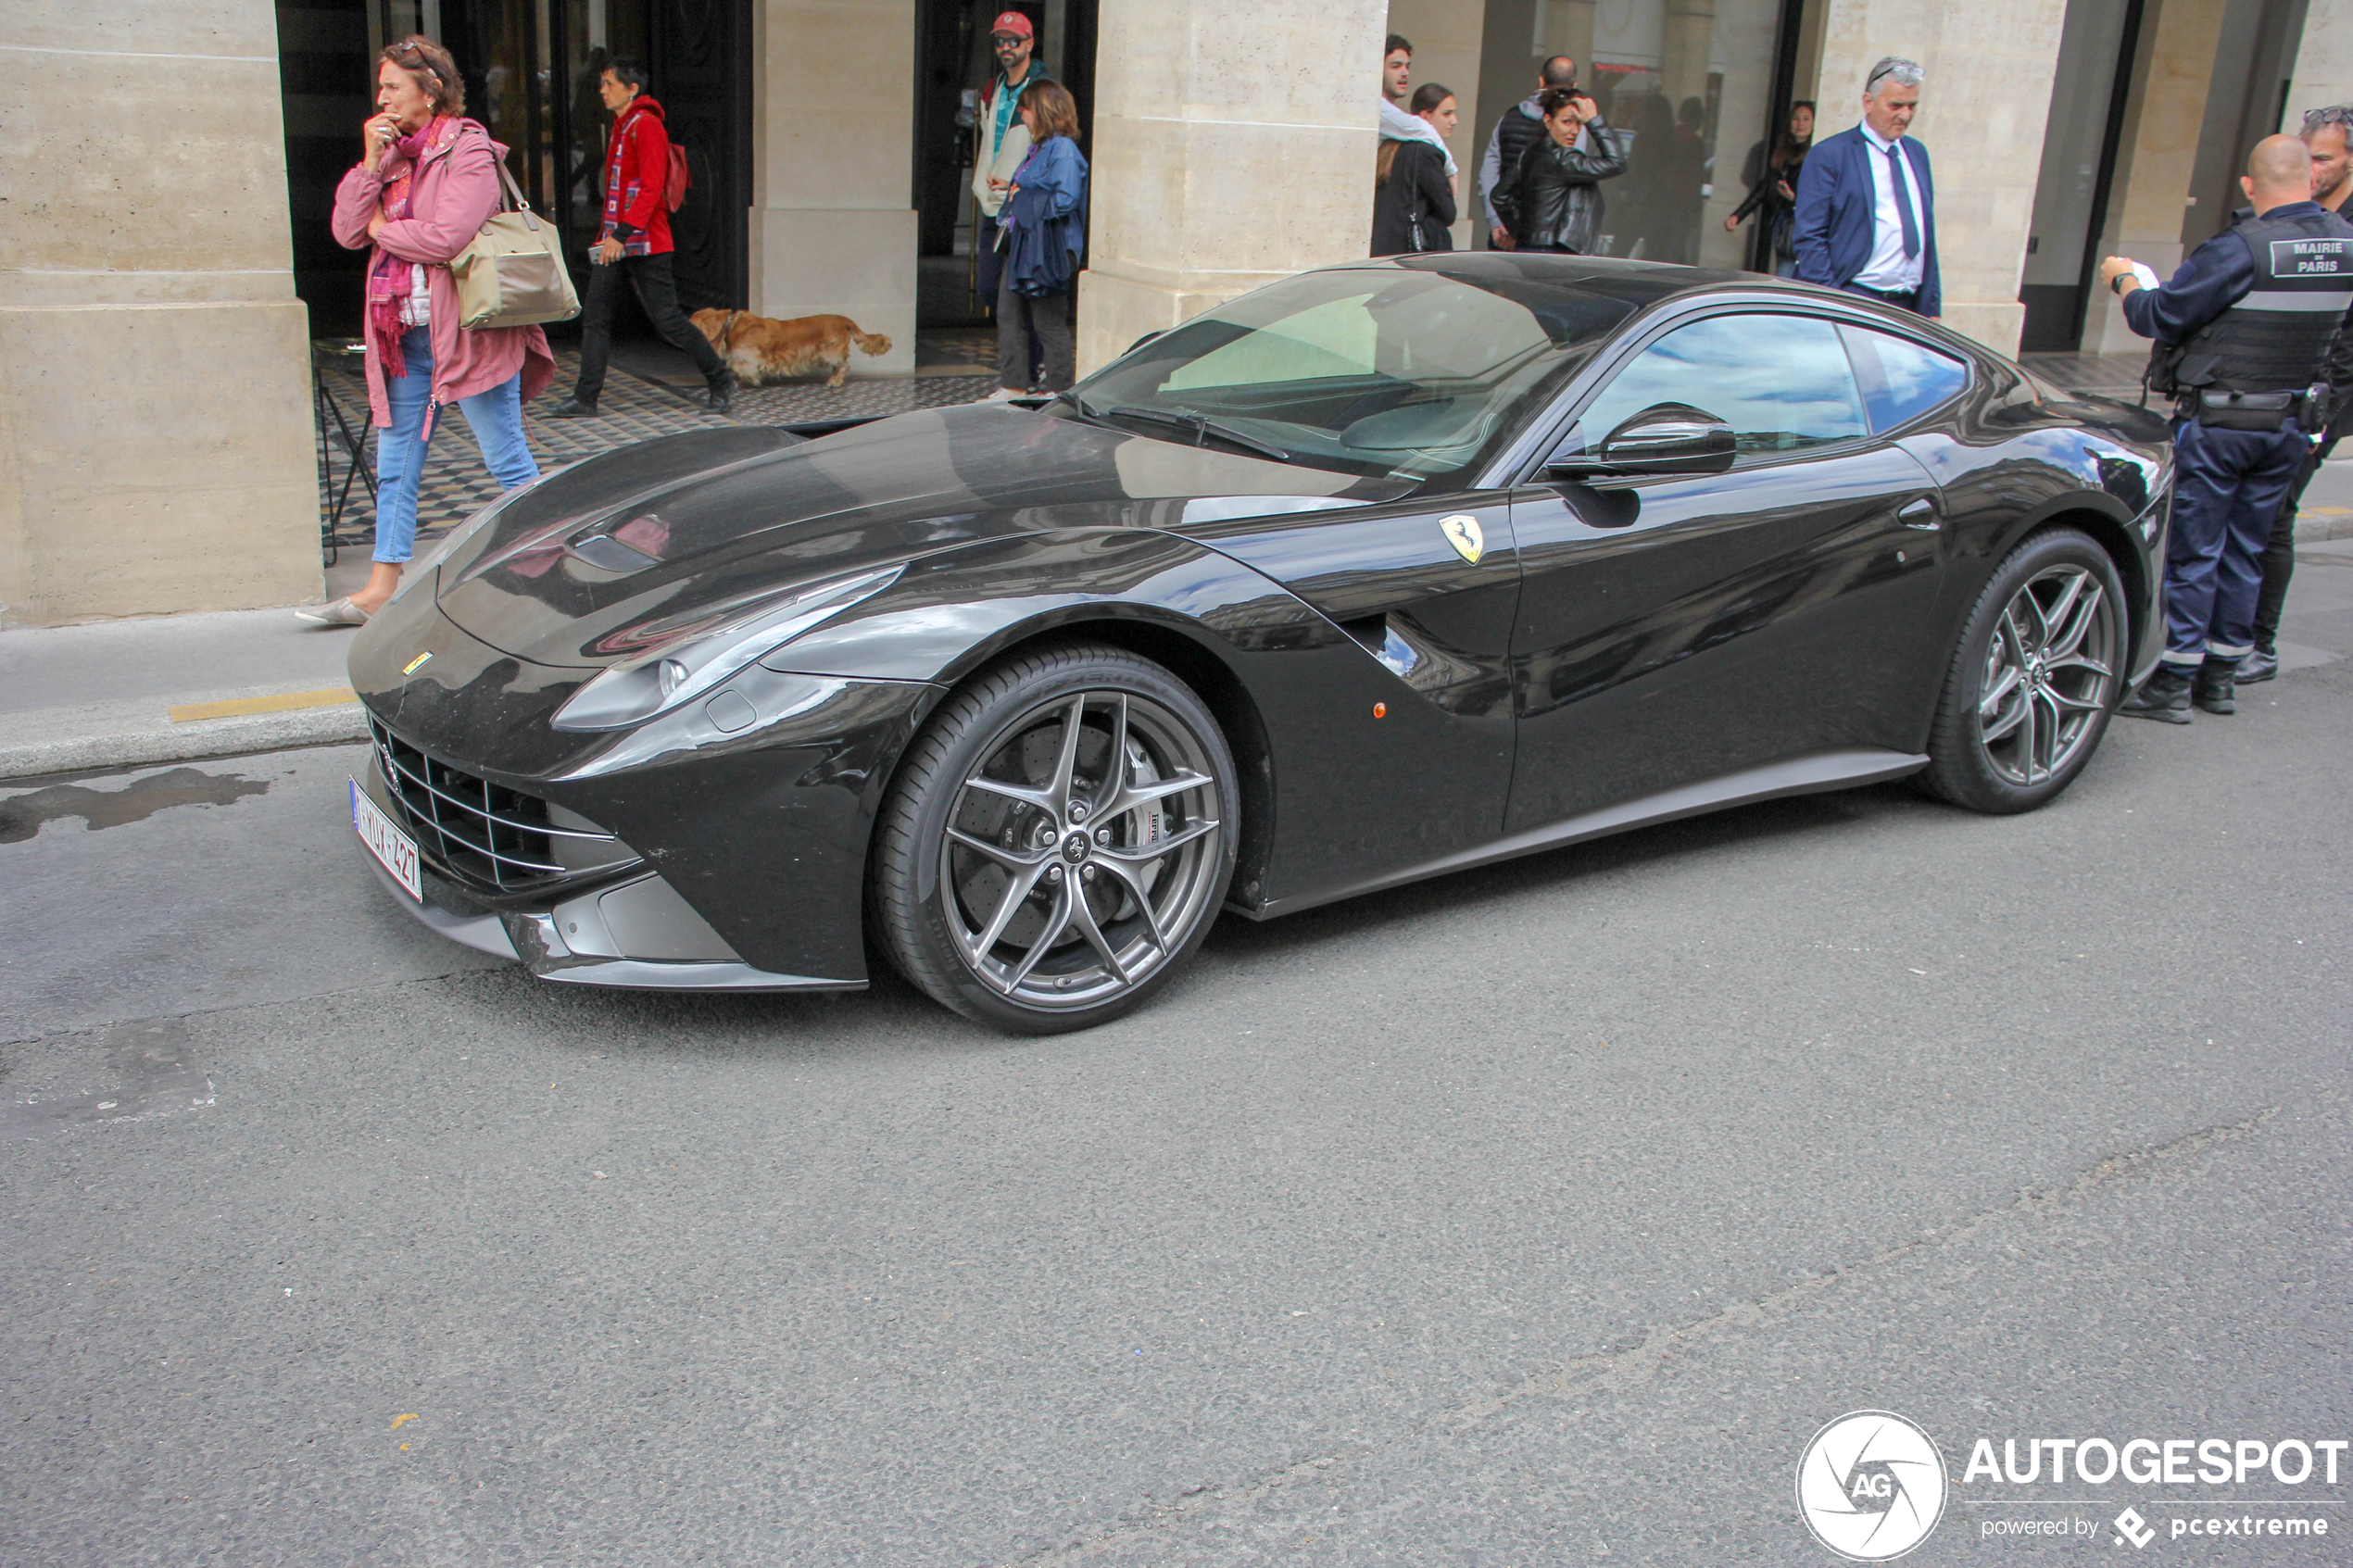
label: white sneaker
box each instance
[983,386,1028,402]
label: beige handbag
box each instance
[449,160,580,330]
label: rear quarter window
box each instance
[1839,324,1970,433]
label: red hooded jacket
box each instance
[601,95,673,255]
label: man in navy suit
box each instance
[1793,56,1938,316]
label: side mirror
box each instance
[1548,403,1737,478]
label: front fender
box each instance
[759,528,1325,686]
[763,528,1531,914]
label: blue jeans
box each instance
[2159,417,2309,667]
[375,326,539,564]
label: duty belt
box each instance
[2176,384,2329,433]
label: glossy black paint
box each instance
[349,257,2171,990]
[1504,441,1944,829]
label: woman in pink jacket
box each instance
[301,35,557,625]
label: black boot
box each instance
[704,367,737,415]
[545,396,600,419]
[2194,657,2238,715]
[2238,641,2279,684]
[2117,666,2193,724]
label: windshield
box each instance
[1065,266,1636,484]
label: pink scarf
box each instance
[365,116,459,378]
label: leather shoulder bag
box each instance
[449,158,582,330]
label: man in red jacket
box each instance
[548,57,736,417]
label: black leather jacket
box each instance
[1494,118,1628,253]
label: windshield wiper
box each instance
[1103,404,1290,461]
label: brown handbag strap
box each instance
[494,157,540,232]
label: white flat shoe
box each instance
[982,387,1029,402]
[293,597,370,626]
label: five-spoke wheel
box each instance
[1920,527,2126,813]
[871,643,1238,1032]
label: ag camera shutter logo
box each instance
[1796,1411,1949,1561]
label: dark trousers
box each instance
[976,216,1006,302]
[2253,432,2337,648]
[573,250,726,406]
[2159,418,2309,667]
[997,281,1074,392]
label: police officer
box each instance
[2244,105,2353,684]
[2099,134,2353,722]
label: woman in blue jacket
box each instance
[988,80,1088,399]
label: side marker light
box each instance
[1372,702,1387,719]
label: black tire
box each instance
[869,642,1239,1033]
[1917,526,2128,813]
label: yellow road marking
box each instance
[2302,506,2351,517]
[168,687,358,723]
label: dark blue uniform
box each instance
[2120,200,2353,696]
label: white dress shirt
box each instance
[1853,124,1927,293]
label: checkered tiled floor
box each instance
[314,342,996,558]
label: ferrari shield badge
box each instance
[1440,514,1484,565]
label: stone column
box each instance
[2082,0,2227,355]
[1811,0,2070,357]
[746,0,917,375]
[2286,1,2353,129]
[1660,0,1718,111]
[1076,0,1392,376]
[0,1,319,625]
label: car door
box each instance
[1504,308,1946,833]
[1181,489,1521,899]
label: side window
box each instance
[1839,324,1969,432]
[1561,314,1870,460]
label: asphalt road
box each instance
[4,551,2350,1567]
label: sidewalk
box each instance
[0,607,369,780]
[6,355,2349,784]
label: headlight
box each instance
[550,565,902,732]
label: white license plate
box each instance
[351,778,422,901]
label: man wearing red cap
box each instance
[972,10,1051,311]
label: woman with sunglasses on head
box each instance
[301,35,556,626]
[1491,87,1627,256]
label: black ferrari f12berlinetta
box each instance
[347,253,2171,1031]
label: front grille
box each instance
[369,717,633,892]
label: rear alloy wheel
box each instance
[1919,527,2125,813]
[871,643,1238,1032]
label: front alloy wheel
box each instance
[1972,560,2120,787]
[1919,526,2126,813]
[872,644,1237,1032]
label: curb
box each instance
[0,704,368,784]
[2299,512,2353,542]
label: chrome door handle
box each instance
[1897,498,1941,531]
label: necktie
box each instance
[1885,143,1920,260]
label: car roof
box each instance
[1358,250,1755,306]
[1341,250,1949,324]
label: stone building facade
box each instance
[2,0,2347,625]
